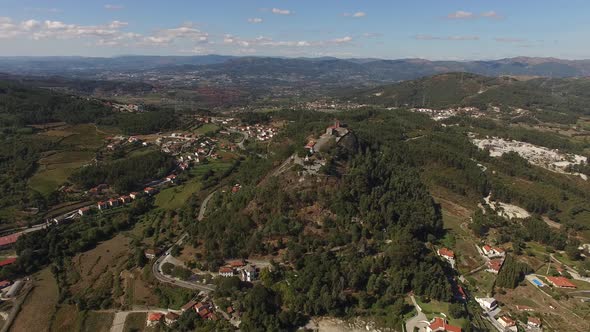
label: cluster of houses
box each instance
[475,297,543,331]
[230,124,278,141]
[218,260,258,282]
[480,244,506,274]
[106,135,147,151]
[181,299,221,322]
[146,312,180,327]
[411,107,482,121]
[93,186,159,212]
[106,102,143,113]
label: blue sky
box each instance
[0,0,588,59]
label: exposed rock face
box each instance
[338,131,359,152]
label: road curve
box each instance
[151,189,218,292]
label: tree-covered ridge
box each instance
[349,73,590,121]
[69,150,176,192]
[0,81,112,126]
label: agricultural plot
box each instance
[10,268,59,332]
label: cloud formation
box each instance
[415,34,479,41]
[447,11,474,19]
[104,4,125,10]
[271,8,292,15]
[247,18,263,24]
[343,12,367,18]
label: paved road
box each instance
[405,295,428,332]
[550,254,590,283]
[227,129,248,150]
[151,190,218,292]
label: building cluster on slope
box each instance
[218,260,258,282]
[411,107,482,121]
[230,124,278,142]
[105,101,144,113]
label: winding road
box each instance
[151,189,219,292]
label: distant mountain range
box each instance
[1,55,590,80]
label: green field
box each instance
[155,180,202,209]
[194,123,219,136]
[29,124,106,195]
[155,161,233,209]
[29,151,95,196]
[123,312,147,332]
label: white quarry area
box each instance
[483,194,531,220]
[472,136,588,180]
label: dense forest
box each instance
[69,150,176,192]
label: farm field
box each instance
[29,123,107,195]
[10,267,58,332]
[194,123,219,136]
[122,312,148,332]
[155,180,202,210]
[80,311,115,332]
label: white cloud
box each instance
[447,11,474,19]
[247,18,263,24]
[415,34,479,41]
[495,37,526,43]
[104,4,125,11]
[271,8,292,15]
[141,24,209,46]
[481,11,502,19]
[21,20,40,30]
[343,12,367,18]
[331,36,353,44]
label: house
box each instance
[129,192,140,200]
[229,259,245,268]
[482,245,506,258]
[165,312,179,326]
[194,302,211,314]
[486,259,504,274]
[144,187,158,196]
[527,317,542,328]
[146,312,164,327]
[0,233,22,248]
[165,174,177,183]
[78,207,91,216]
[119,195,132,204]
[181,300,197,312]
[516,305,534,312]
[219,267,234,277]
[197,308,210,319]
[108,198,120,207]
[304,140,316,153]
[144,249,158,260]
[97,201,109,210]
[437,248,455,266]
[231,184,241,193]
[497,316,517,332]
[426,317,462,332]
[545,276,577,289]
[475,297,498,311]
[240,264,257,282]
[0,258,17,268]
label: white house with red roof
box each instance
[437,248,456,268]
[482,245,506,258]
[497,316,517,332]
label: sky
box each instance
[0,0,588,60]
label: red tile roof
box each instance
[0,258,17,267]
[498,316,515,326]
[229,260,245,267]
[0,280,11,288]
[181,300,197,311]
[165,312,179,320]
[148,313,164,321]
[438,248,455,258]
[0,233,21,247]
[429,317,462,332]
[219,267,233,274]
[488,259,504,271]
[546,276,576,288]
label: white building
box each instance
[475,297,498,311]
